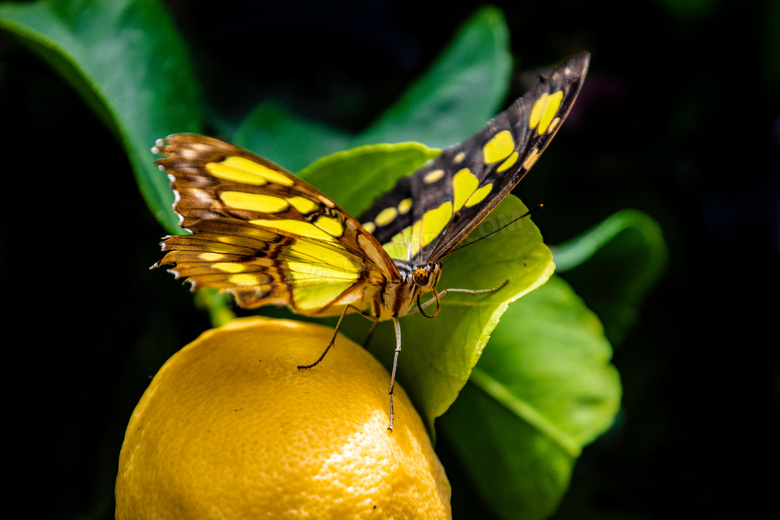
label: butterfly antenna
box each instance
[450,203,544,255]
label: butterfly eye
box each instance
[412,268,430,287]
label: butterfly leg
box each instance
[387,317,402,432]
[410,279,510,315]
[297,305,352,370]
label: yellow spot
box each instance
[250,219,335,242]
[229,273,261,286]
[314,216,344,237]
[375,207,398,227]
[453,168,479,211]
[363,222,376,234]
[423,169,444,184]
[420,202,453,247]
[464,184,493,208]
[214,262,246,273]
[482,130,515,164]
[537,91,563,135]
[546,117,561,135]
[397,198,412,215]
[207,156,294,186]
[287,196,318,215]
[496,151,519,173]
[220,191,290,213]
[522,149,541,170]
[206,161,266,186]
[453,152,466,163]
[198,252,225,262]
[529,93,548,130]
[529,91,563,135]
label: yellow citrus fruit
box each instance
[115,316,451,519]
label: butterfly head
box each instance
[409,263,443,319]
[411,263,441,292]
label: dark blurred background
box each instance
[2,0,778,518]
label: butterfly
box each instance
[153,52,590,430]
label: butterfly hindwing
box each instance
[153,134,399,316]
[359,52,590,264]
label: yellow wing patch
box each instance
[229,273,269,287]
[375,207,399,226]
[496,151,519,173]
[453,168,493,211]
[482,130,516,164]
[220,191,290,213]
[213,262,248,273]
[529,91,564,135]
[464,183,493,208]
[208,156,295,186]
[423,169,445,184]
[287,196,319,215]
[453,168,480,211]
[314,216,344,238]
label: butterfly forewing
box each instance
[359,52,590,265]
[153,134,400,316]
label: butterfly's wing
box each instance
[153,134,401,316]
[359,52,590,264]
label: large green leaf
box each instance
[0,0,202,233]
[439,275,621,520]
[364,194,554,433]
[552,209,668,345]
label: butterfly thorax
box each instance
[372,261,442,320]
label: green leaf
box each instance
[552,209,668,345]
[357,6,512,147]
[296,141,554,435]
[0,0,202,233]
[438,276,621,520]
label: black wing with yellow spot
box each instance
[153,134,400,316]
[359,52,590,265]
